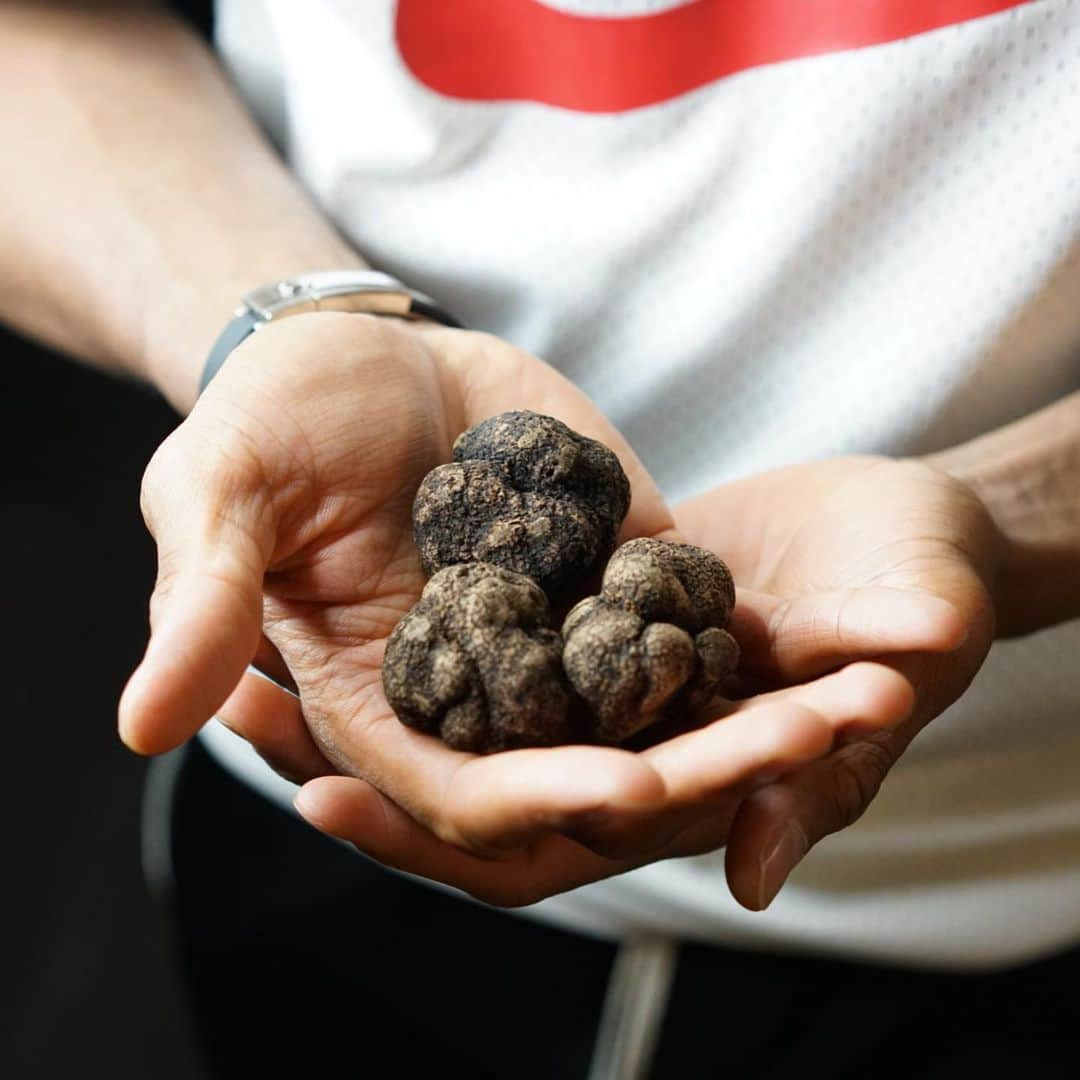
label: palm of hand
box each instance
[676,456,1001,907]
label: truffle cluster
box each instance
[383,411,739,753]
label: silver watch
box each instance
[199,269,461,394]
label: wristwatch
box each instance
[199,269,462,394]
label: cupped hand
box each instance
[675,456,1003,910]
[120,319,934,906]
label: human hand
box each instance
[675,456,1001,910]
[120,317,927,906]
[121,310,673,774]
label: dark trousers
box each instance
[170,740,1077,1078]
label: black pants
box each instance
[170,740,1077,1078]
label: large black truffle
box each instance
[382,562,571,754]
[413,411,631,597]
[562,538,739,744]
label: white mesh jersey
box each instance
[205,0,1080,969]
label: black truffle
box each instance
[562,538,739,744]
[412,410,631,597]
[382,562,571,754]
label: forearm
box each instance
[0,1,363,411]
[926,391,1080,636]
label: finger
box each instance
[321,692,675,857]
[731,587,968,681]
[566,703,834,860]
[389,728,668,856]
[597,665,912,859]
[294,775,631,908]
[443,744,674,856]
[731,661,916,738]
[327,661,909,861]
[216,669,333,783]
[118,440,271,755]
[724,727,912,911]
[643,704,835,807]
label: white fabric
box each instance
[211,0,1080,970]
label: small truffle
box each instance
[383,562,571,753]
[562,538,739,743]
[413,411,631,597]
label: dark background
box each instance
[2,6,214,1071]
[2,329,205,1076]
[3,5,213,1073]
[1,6,217,1075]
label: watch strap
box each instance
[199,308,264,395]
[198,271,463,395]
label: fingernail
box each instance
[757,821,809,910]
[292,789,321,825]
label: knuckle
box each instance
[667,819,731,859]
[201,424,271,501]
[435,821,473,851]
[141,419,266,533]
[438,766,528,858]
[139,432,186,532]
[764,597,794,646]
[829,590,858,647]
[760,599,796,672]
[827,739,894,830]
[431,817,502,859]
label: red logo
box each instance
[397,0,1035,113]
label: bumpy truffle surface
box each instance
[383,562,571,753]
[562,538,739,743]
[413,411,631,597]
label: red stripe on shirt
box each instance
[396,0,1037,112]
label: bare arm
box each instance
[927,390,1080,636]
[0,0,362,411]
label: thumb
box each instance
[730,586,968,682]
[724,726,912,911]
[118,444,271,755]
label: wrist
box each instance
[136,239,368,414]
[924,398,1080,636]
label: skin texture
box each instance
[383,563,570,753]
[562,539,740,743]
[413,410,631,597]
